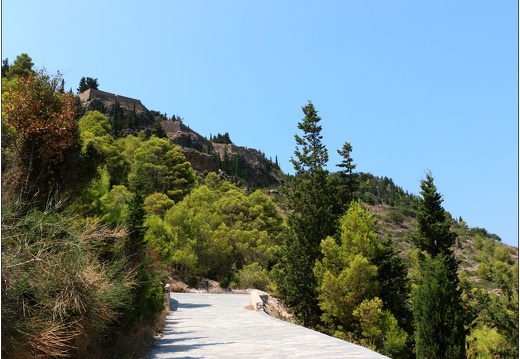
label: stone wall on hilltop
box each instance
[78,88,154,126]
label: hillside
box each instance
[161,120,282,187]
[77,87,517,292]
[78,87,517,275]
[346,172,518,292]
[77,90,282,188]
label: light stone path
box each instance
[147,293,389,359]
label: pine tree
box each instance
[77,76,99,93]
[335,141,359,214]
[85,77,99,90]
[274,101,334,328]
[412,172,465,359]
[6,53,34,78]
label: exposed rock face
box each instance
[161,120,209,153]
[161,120,281,188]
[78,88,154,126]
[181,148,219,173]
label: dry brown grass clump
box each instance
[1,206,139,358]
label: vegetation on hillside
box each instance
[1,54,517,358]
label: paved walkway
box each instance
[147,293,389,359]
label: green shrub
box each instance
[235,262,270,291]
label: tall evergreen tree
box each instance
[413,254,466,359]
[111,99,124,137]
[126,103,138,129]
[414,172,457,258]
[273,101,334,328]
[1,58,10,77]
[412,172,465,359]
[375,235,413,337]
[77,77,87,93]
[126,166,147,259]
[334,141,359,215]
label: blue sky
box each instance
[2,1,518,246]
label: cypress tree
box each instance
[413,254,466,359]
[412,172,465,359]
[335,141,358,216]
[376,235,412,335]
[111,99,123,137]
[126,167,147,260]
[77,77,87,93]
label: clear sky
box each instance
[2,1,518,246]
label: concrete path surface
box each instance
[147,292,389,359]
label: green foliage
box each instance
[414,172,457,259]
[467,326,510,359]
[235,262,270,291]
[212,132,232,144]
[144,215,176,261]
[313,201,411,357]
[470,227,501,242]
[77,76,99,92]
[413,254,466,359]
[127,166,147,247]
[352,297,408,357]
[493,245,512,264]
[111,99,124,137]
[387,208,405,225]
[78,111,115,173]
[358,172,419,209]
[412,173,465,359]
[160,173,284,283]
[462,282,519,359]
[477,263,491,280]
[131,135,197,201]
[1,58,10,77]
[335,141,359,207]
[5,53,34,79]
[374,235,413,335]
[144,192,175,217]
[275,101,336,328]
[79,110,112,139]
[492,261,514,298]
[101,185,131,225]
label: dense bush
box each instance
[1,204,136,358]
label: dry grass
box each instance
[1,207,140,359]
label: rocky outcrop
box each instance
[161,120,209,153]
[180,148,219,173]
[161,120,282,188]
[250,290,293,322]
